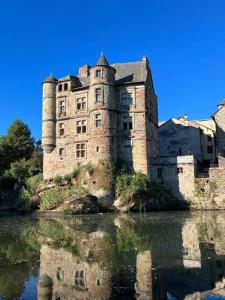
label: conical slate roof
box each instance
[96,53,109,66]
[43,74,57,83]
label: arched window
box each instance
[58,84,62,92]
[64,83,68,91]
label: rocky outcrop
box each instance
[55,194,100,214]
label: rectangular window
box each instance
[59,100,66,114]
[123,116,133,130]
[207,146,213,154]
[121,92,133,106]
[76,143,86,158]
[59,123,65,136]
[59,148,65,157]
[74,270,86,289]
[177,167,183,174]
[95,88,101,102]
[96,69,101,78]
[77,120,86,134]
[76,98,86,110]
[95,114,102,127]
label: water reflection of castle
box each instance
[36,214,225,300]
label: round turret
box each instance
[88,54,117,162]
[42,75,57,153]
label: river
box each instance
[0,211,225,299]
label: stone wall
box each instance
[151,155,197,204]
[213,105,225,166]
[193,167,225,209]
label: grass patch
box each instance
[116,172,150,205]
[40,185,86,211]
[72,166,81,179]
[85,162,95,176]
[53,175,63,186]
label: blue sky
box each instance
[0,0,225,139]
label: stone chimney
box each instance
[79,65,90,77]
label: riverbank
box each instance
[4,162,185,214]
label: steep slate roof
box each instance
[43,75,57,83]
[112,61,147,85]
[96,53,109,66]
[58,60,147,89]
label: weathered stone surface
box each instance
[56,194,100,214]
[42,56,158,179]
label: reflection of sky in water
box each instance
[168,295,225,300]
[21,276,38,300]
[207,297,225,299]
[1,212,225,299]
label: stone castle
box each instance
[42,53,158,179]
[42,53,225,208]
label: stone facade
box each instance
[159,115,216,167]
[212,100,225,166]
[38,244,111,300]
[151,155,197,203]
[42,54,158,179]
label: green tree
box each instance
[6,119,34,161]
[29,140,43,174]
[0,120,35,174]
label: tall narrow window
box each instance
[59,123,65,136]
[59,100,65,115]
[76,97,86,110]
[121,92,133,106]
[74,270,86,290]
[76,143,86,158]
[59,148,65,157]
[95,114,102,127]
[64,83,68,91]
[77,120,86,134]
[58,84,62,92]
[123,116,133,130]
[95,88,101,103]
[95,69,101,78]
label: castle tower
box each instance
[88,53,117,163]
[42,75,57,153]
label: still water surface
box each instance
[0,212,225,299]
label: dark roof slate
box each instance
[58,60,147,89]
[43,75,57,83]
[112,61,147,85]
[96,53,109,66]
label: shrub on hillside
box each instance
[116,172,150,205]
